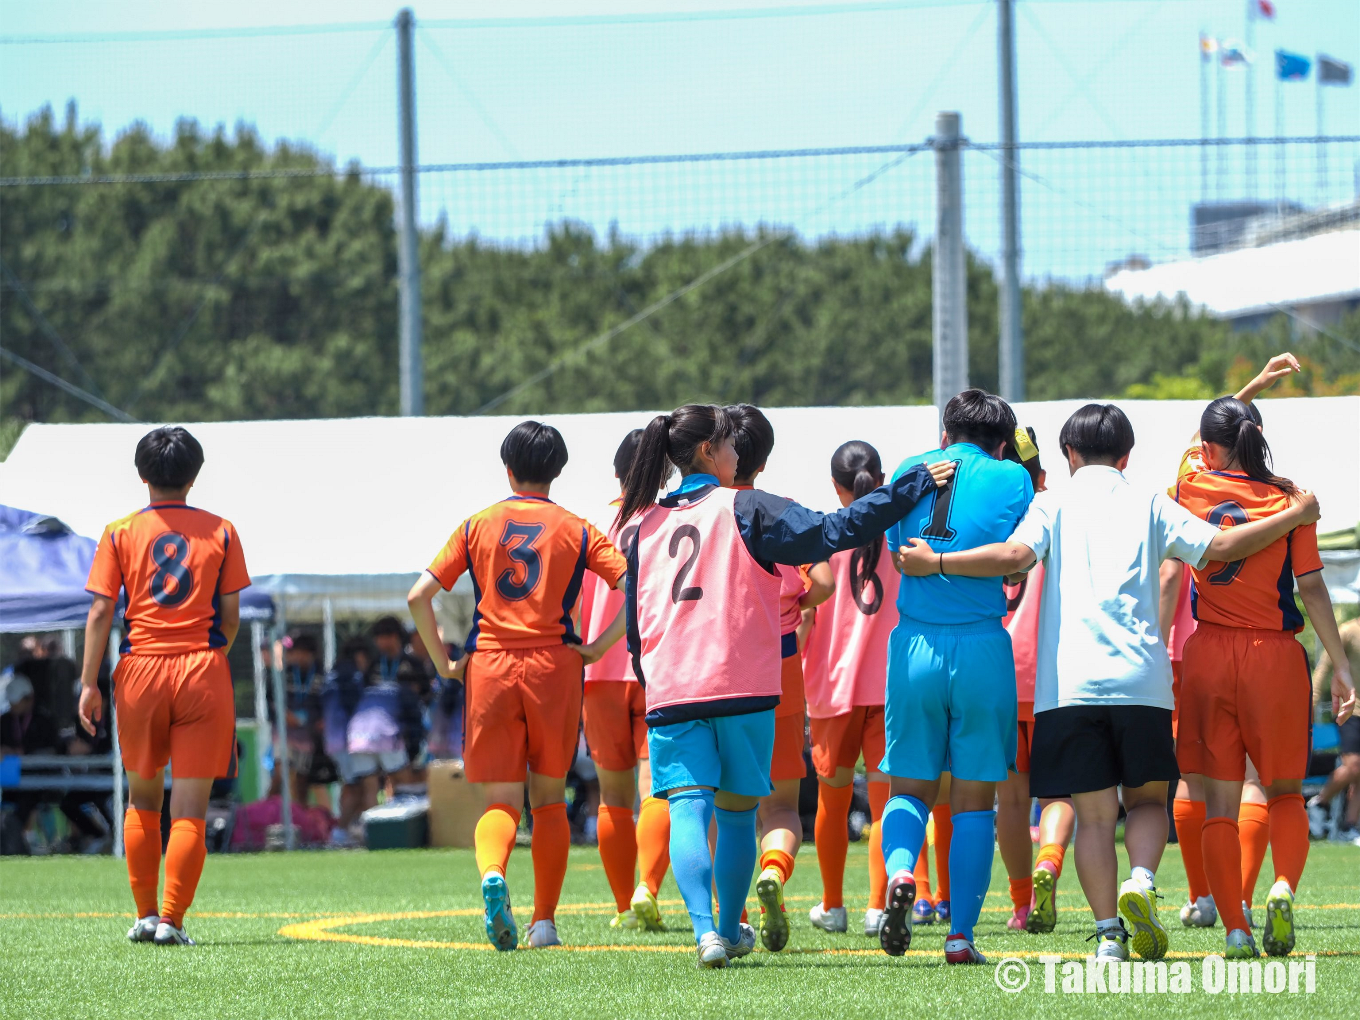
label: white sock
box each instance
[1131,866,1155,887]
[1096,916,1121,935]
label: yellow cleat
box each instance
[1262,880,1296,957]
[755,866,790,952]
[630,883,666,932]
[610,909,639,930]
[1118,879,1168,960]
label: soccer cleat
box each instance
[808,902,848,933]
[127,915,158,943]
[1027,865,1057,934]
[696,930,729,969]
[1225,928,1259,959]
[1007,904,1032,931]
[1117,879,1168,960]
[1242,901,1256,930]
[1262,880,1296,957]
[1179,895,1217,928]
[755,866,790,952]
[720,922,756,960]
[1305,795,1329,840]
[912,898,936,926]
[944,935,987,965]
[934,899,951,925]
[527,919,561,948]
[878,870,916,957]
[152,921,195,946]
[863,908,885,937]
[610,909,639,930]
[1093,921,1131,962]
[630,884,666,932]
[481,872,518,951]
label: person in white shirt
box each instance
[894,402,1320,964]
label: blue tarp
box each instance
[0,504,272,632]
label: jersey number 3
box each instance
[497,521,546,601]
[149,531,195,607]
[669,525,703,603]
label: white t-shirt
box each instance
[1009,465,1221,713]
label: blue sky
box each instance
[3,0,1357,279]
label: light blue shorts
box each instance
[648,709,776,799]
[881,617,1017,783]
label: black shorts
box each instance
[1341,716,1360,757]
[1030,704,1179,798]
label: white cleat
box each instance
[696,930,729,969]
[152,921,195,946]
[720,922,756,960]
[127,915,158,943]
[1305,795,1329,840]
[526,919,561,948]
[1179,895,1217,928]
[863,908,885,937]
[944,935,988,965]
[1094,922,1131,962]
[808,902,848,933]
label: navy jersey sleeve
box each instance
[624,536,645,685]
[734,463,938,567]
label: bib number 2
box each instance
[669,525,703,603]
[149,532,195,607]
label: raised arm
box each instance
[1202,491,1320,563]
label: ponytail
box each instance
[830,440,886,606]
[1199,396,1297,496]
[616,404,733,528]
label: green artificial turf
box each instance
[1,841,1356,1019]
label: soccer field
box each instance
[2,843,1356,1019]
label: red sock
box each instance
[1267,794,1309,892]
[596,805,637,913]
[931,806,952,901]
[123,808,162,919]
[637,797,671,895]
[1035,842,1066,879]
[867,781,889,911]
[1202,817,1249,933]
[814,782,853,909]
[1173,798,1209,901]
[1238,801,1270,906]
[1009,877,1034,911]
[530,804,570,924]
[475,803,521,878]
[159,818,207,929]
[913,833,933,903]
[760,848,795,884]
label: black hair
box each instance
[613,429,645,480]
[1003,426,1044,489]
[500,420,569,484]
[371,616,407,641]
[617,404,733,527]
[1058,403,1136,464]
[340,636,371,661]
[942,389,1017,453]
[830,441,886,608]
[1199,396,1297,496]
[725,404,776,483]
[288,633,319,656]
[134,426,204,489]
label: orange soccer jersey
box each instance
[86,501,251,654]
[1174,469,1322,631]
[427,493,627,651]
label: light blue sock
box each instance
[881,794,930,878]
[714,806,759,943]
[947,809,996,941]
[667,789,716,941]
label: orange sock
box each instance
[1202,817,1248,933]
[867,781,889,911]
[1173,798,1209,901]
[760,848,795,884]
[597,805,637,913]
[1266,793,1309,892]
[1009,877,1034,911]
[530,803,570,924]
[123,808,162,919]
[159,817,206,929]
[1035,842,1066,878]
[912,833,933,903]
[637,796,671,895]
[1238,801,1270,906]
[814,782,853,909]
[474,803,521,878]
[931,805,952,901]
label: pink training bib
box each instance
[633,485,783,713]
[1003,561,1044,705]
[1167,566,1197,662]
[800,542,898,718]
[580,499,637,683]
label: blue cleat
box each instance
[912,898,937,925]
[934,900,951,925]
[482,872,518,951]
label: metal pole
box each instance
[270,623,295,850]
[932,112,968,427]
[1200,38,1210,202]
[996,0,1023,403]
[322,598,337,672]
[1317,76,1325,203]
[1276,75,1284,210]
[251,621,268,802]
[61,629,76,661]
[108,625,124,859]
[1245,2,1256,198]
[1217,59,1227,199]
[396,7,423,417]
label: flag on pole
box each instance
[1200,33,1219,60]
[1254,1,1276,19]
[1221,41,1253,67]
[1275,50,1310,81]
[1318,55,1353,86]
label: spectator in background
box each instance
[370,617,430,782]
[322,637,372,837]
[54,674,116,853]
[1,675,63,854]
[410,625,464,761]
[12,635,80,729]
[1308,617,1360,844]
[275,634,337,811]
[345,624,425,809]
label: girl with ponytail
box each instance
[620,404,953,967]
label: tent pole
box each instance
[322,599,336,672]
[270,620,295,850]
[108,625,124,859]
[251,621,268,802]
[62,629,76,661]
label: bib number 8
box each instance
[149,531,195,607]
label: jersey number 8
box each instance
[149,531,195,607]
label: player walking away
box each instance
[875,390,1035,965]
[1174,396,1356,958]
[407,421,625,951]
[896,402,1322,965]
[992,427,1075,934]
[1308,618,1360,843]
[78,427,250,947]
[578,428,673,933]
[801,441,896,939]
[617,404,951,969]
[725,405,834,953]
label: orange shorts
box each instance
[775,649,805,719]
[464,645,583,783]
[1015,718,1033,774]
[1171,660,1183,739]
[1177,623,1312,786]
[771,711,808,783]
[810,706,885,779]
[114,649,235,780]
[583,681,648,772]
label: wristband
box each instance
[938,552,945,576]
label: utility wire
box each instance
[417,28,522,160]
[0,261,103,396]
[311,29,392,144]
[0,346,139,422]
